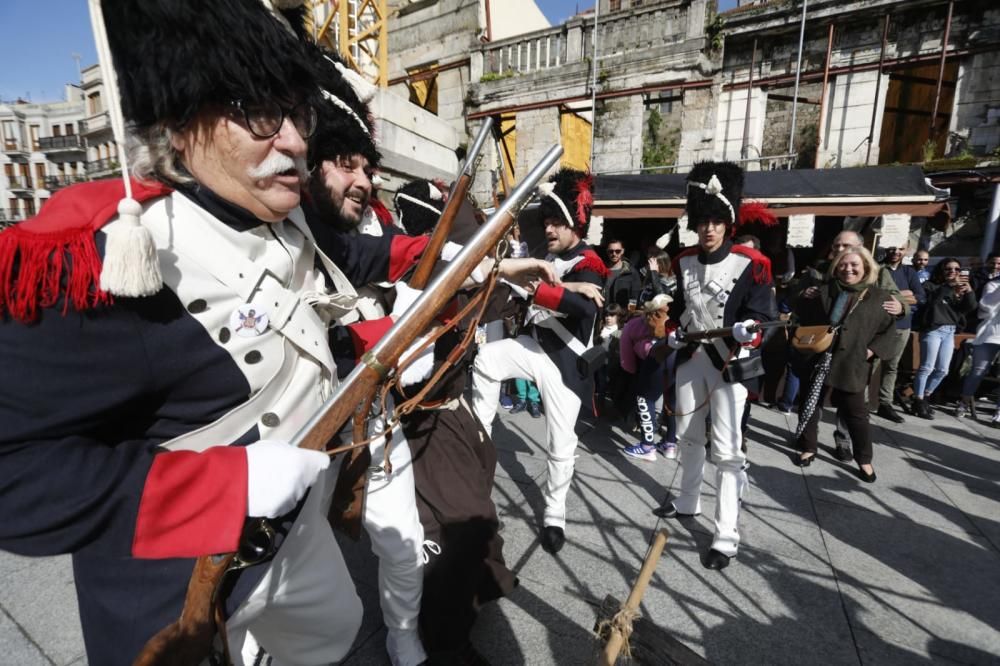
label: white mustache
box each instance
[247,152,309,181]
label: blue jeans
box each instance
[778,361,800,409]
[915,325,956,398]
[961,342,1000,397]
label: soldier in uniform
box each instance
[0,2,370,664]
[656,162,777,571]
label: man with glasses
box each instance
[0,3,382,665]
[605,238,644,310]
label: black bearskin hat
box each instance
[537,168,594,237]
[307,46,380,170]
[685,161,744,231]
[101,0,318,130]
[394,179,446,236]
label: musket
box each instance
[408,116,493,288]
[132,143,564,666]
[677,319,790,343]
[330,116,494,539]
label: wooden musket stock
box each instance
[132,143,564,666]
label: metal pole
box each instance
[741,38,758,160]
[982,183,1000,262]
[866,15,890,166]
[929,0,954,143]
[814,24,834,168]
[787,0,808,159]
[588,0,602,171]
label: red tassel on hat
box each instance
[737,200,778,228]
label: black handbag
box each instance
[576,345,608,377]
[723,354,764,383]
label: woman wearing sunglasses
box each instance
[911,258,978,419]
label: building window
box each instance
[406,65,439,116]
[35,163,46,188]
[30,125,40,150]
[88,92,102,115]
[65,123,75,135]
[52,125,62,137]
[609,0,621,11]
[24,199,35,217]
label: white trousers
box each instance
[363,410,427,666]
[472,335,582,529]
[672,349,748,557]
[226,458,363,666]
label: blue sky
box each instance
[0,1,739,103]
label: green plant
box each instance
[479,69,516,83]
[642,108,679,172]
[705,14,725,53]
[921,139,937,163]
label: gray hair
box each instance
[127,124,192,185]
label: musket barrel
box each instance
[460,116,493,178]
[291,143,564,451]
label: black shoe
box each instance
[652,503,696,519]
[913,398,935,420]
[857,467,877,483]
[795,452,815,467]
[509,400,527,414]
[876,403,905,423]
[527,401,542,418]
[703,549,731,570]
[540,525,565,554]
[833,446,853,462]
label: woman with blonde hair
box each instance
[791,246,897,482]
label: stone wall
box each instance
[593,96,644,173]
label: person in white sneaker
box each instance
[621,294,674,461]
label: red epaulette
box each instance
[0,178,172,322]
[670,246,700,276]
[572,248,610,279]
[731,244,773,285]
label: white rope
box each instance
[421,540,441,564]
[537,182,575,228]
[87,0,133,198]
[395,192,442,217]
[686,173,735,224]
[321,55,372,137]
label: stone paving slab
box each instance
[4,399,1000,665]
[0,554,84,666]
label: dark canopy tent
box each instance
[593,165,948,219]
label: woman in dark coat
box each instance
[792,246,897,482]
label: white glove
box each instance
[399,335,435,386]
[732,319,757,344]
[667,329,686,350]
[440,241,463,262]
[246,440,330,518]
[392,282,422,318]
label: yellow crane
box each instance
[308,0,389,88]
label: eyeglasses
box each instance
[608,249,623,255]
[229,99,318,139]
[943,267,961,273]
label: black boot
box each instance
[914,398,934,420]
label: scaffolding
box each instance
[310,0,389,87]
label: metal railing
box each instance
[0,208,25,223]
[3,140,27,153]
[44,176,85,190]
[4,175,32,190]
[86,157,119,174]
[38,135,84,151]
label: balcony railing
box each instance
[475,1,693,80]
[81,113,110,134]
[38,135,84,152]
[44,176,85,191]
[5,175,32,190]
[0,208,26,223]
[3,140,28,154]
[87,157,119,175]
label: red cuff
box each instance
[743,321,763,348]
[533,283,564,311]
[133,447,247,559]
[389,235,431,282]
[347,317,394,357]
